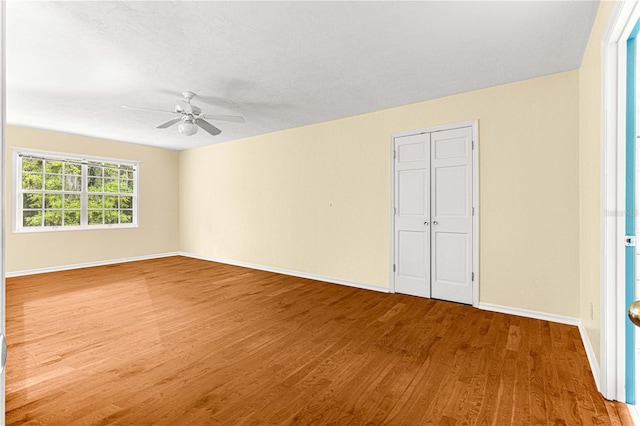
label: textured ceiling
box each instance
[7,1,599,151]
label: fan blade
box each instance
[201,114,245,123]
[121,105,177,114]
[156,118,182,129]
[195,119,222,136]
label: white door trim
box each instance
[389,120,479,307]
[601,0,640,402]
[0,2,6,423]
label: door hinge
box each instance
[472,207,475,216]
[472,140,475,149]
[394,150,397,159]
[626,235,636,247]
[472,272,475,281]
[393,264,396,272]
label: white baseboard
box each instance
[478,302,580,326]
[479,302,601,392]
[577,322,602,393]
[178,251,390,294]
[6,252,181,278]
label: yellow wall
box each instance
[5,126,180,273]
[579,1,615,366]
[180,70,581,317]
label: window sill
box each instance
[12,223,139,234]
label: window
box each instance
[13,149,139,232]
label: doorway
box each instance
[602,0,640,407]
[632,15,640,408]
[390,121,479,306]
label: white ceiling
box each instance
[7,1,599,151]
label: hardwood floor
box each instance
[6,256,632,425]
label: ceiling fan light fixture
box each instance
[178,120,198,136]
[122,91,239,138]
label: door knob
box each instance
[424,221,429,226]
[433,221,438,225]
[629,300,640,327]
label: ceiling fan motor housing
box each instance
[182,91,197,101]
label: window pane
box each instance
[44,161,63,174]
[23,193,42,209]
[64,163,81,175]
[65,194,81,209]
[88,195,103,209]
[88,210,103,225]
[44,174,62,191]
[22,173,42,190]
[104,178,118,193]
[44,210,62,226]
[23,210,42,227]
[44,194,62,208]
[120,179,134,193]
[104,167,119,178]
[22,158,42,172]
[120,196,132,209]
[63,175,81,192]
[88,177,103,192]
[88,166,102,177]
[104,195,118,208]
[120,210,133,224]
[120,170,133,179]
[105,211,119,224]
[64,210,80,226]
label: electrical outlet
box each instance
[590,302,594,320]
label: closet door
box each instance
[430,127,473,304]
[394,133,431,298]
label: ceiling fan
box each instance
[122,91,245,137]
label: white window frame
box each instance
[12,148,140,233]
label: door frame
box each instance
[0,2,6,422]
[602,0,640,402]
[389,120,479,307]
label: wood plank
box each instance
[5,256,630,425]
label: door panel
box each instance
[395,133,430,298]
[433,134,467,158]
[433,232,470,297]
[398,231,429,280]
[434,165,468,217]
[398,140,426,162]
[398,169,427,216]
[431,127,473,304]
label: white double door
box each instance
[394,126,474,304]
